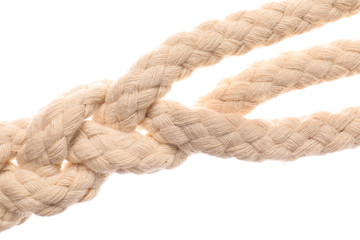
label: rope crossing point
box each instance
[1,0,360,231]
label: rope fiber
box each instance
[1,0,360,231]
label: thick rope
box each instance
[92,0,360,131]
[1,0,360,232]
[198,40,360,114]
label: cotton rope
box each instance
[1,0,360,231]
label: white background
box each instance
[1,0,360,239]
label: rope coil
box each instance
[1,0,360,231]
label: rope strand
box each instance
[198,39,360,114]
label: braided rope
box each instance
[1,0,360,232]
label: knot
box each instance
[1,0,360,232]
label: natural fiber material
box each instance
[1,0,360,231]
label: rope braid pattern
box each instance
[1,0,360,232]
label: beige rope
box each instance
[1,0,360,232]
[198,39,360,114]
